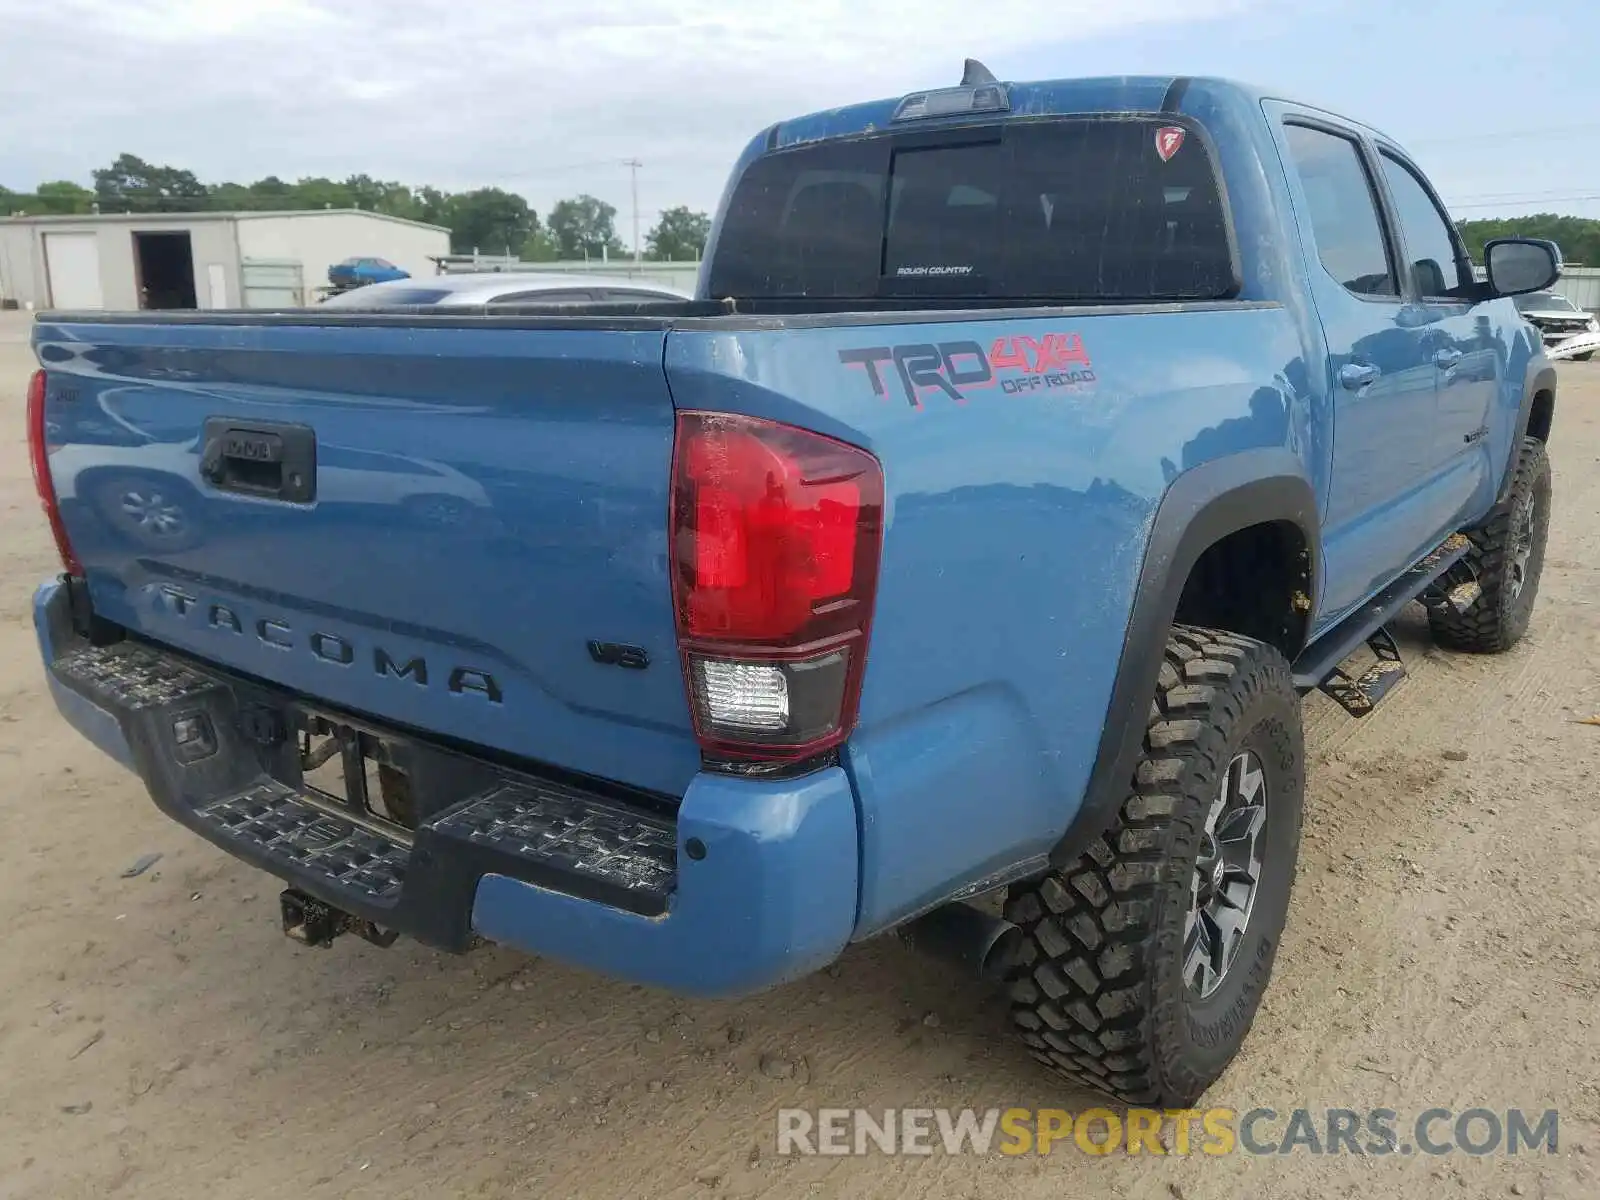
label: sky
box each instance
[2,0,1598,237]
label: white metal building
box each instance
[0,210,451,311]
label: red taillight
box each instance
[671,412,883,762]
[27,369,81,576]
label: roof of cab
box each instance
[766,74,1394,151]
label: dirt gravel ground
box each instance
[0,309,1597,1199]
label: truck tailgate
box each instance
[36,319,699,796]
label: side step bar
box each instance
[1314,628,1406,716]
[1292,533,1475,716]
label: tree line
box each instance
[0,153,714,262]
[1453,214,1600,270]
[7,154,1600,267]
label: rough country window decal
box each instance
[894,265,976,277]
[839,332,1094,408]
[1155,125,1187,162]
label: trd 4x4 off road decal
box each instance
[838,333,1095,408]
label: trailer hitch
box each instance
[280,889,398,949]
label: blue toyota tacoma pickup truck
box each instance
[27,66,1559,1105]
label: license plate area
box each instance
[297,714,418,836]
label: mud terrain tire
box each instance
[1004,626,1304,1106]
[1429,436,1551,653]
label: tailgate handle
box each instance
[200,419,316,503]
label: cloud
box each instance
[0,0,1250,228]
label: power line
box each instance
[512,158,642,175]
[1446,187,1600,201]
[1449,194,1600,210]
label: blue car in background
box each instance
[327,256,410,290]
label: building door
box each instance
[241,259,304,307]
[206,262,228,308]
[43,232,104,309]
[132,231,198,309]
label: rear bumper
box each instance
[33,578,859,997]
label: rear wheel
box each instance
[1004,626,1304,1106]
[1428,436,1551,653]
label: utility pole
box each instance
[623,158,642,267]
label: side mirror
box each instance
[1484,238,1562,297]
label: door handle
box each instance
[1434,348,1462,369]
[199,418,317,503]
[1339,362,1379,390]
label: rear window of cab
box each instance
[707,115,1239,304]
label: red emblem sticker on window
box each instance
[1154,126,1186,162]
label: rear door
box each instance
[40,318,700,796]
[1272,112,1442,623]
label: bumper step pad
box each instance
[53,642,218,710]
[199,781,411,903]
[50,638,679,944]
[429,780,677,903]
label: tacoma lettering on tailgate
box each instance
[157,586,503,703]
